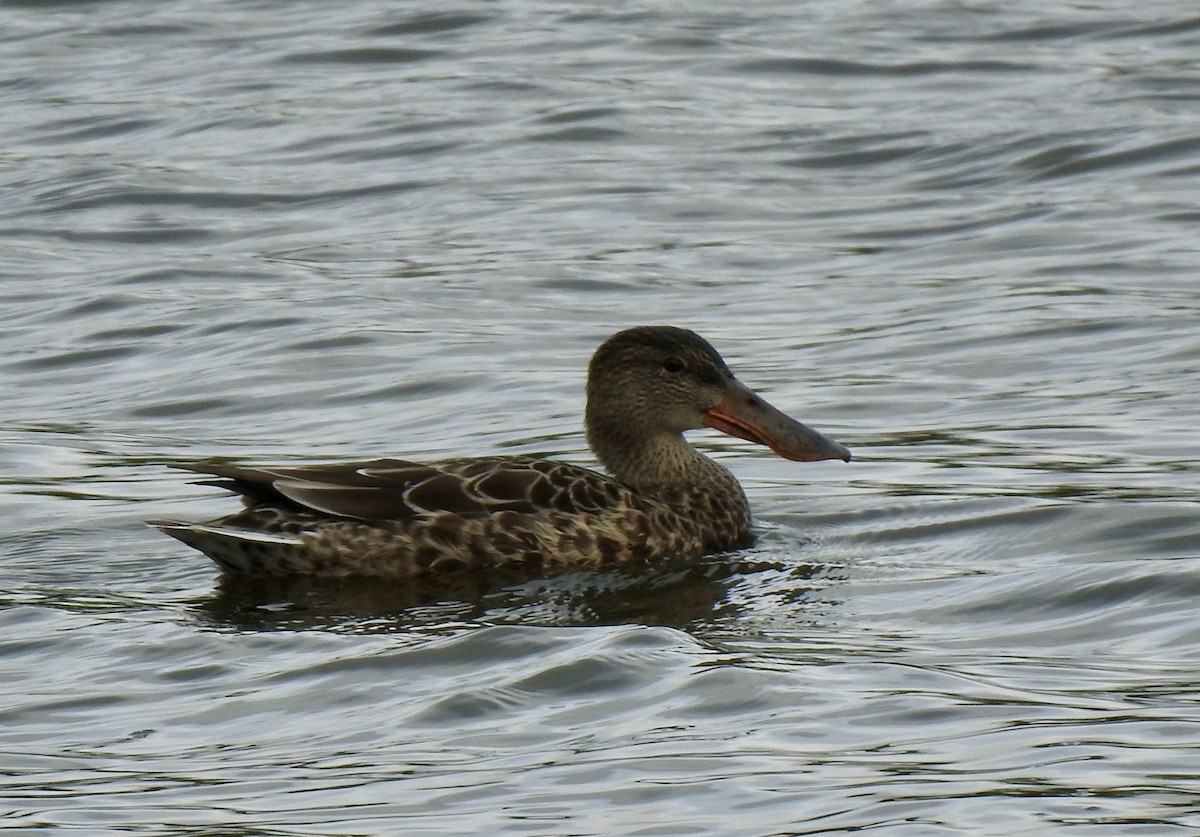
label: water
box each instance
[2,1,1199,833]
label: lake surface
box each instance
[2,1,1199,834]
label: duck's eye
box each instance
[662,356,685,373]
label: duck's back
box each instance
[150,456,734,578]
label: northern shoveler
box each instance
[149,325,850,578]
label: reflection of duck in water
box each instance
[151,326,850,579]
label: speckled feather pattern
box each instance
[157,456,751,578]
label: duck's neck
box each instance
[588,421,746,504]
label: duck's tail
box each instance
[147,519,306,575]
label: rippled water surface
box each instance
[3,1,1200,834]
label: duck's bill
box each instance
[702,378,851,463]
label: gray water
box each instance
[3,1,1200,834]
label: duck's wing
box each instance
[174,457,629,522]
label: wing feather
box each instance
[175,456,634,522]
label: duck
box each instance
[149,325,850,578]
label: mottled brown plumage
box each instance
[149,326,850,578]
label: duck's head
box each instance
[585,325,850,466]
